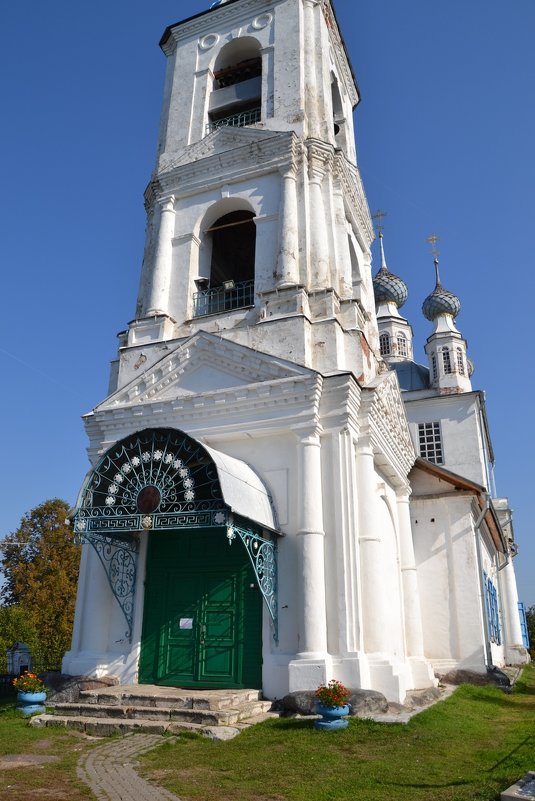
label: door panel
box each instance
[139,527,262,689]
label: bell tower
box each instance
[116,0,379,393]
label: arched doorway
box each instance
[70,428,278,690]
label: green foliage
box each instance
[0,499,81,670]
[0,606,38,673]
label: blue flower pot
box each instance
[314,702,350,730]
[17,691,47,704]
[17,703,46,716]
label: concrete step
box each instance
[78,686,262,710]
[30,704,275,738]
[30,714,205,737]
[52,702,242,725]
[30,685,272,737]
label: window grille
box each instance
[193,280,254,317]
[518,601,530,649]
[417,422,444,464]
[484,573,502,645]
[207,107,261,134]
[397,332,408,357]
[442,347,452,374]
[379,332,391,356]
[456,348,465,375]
[431,354,437,381]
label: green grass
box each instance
[140,665,535,801]
[0,695,94,800]
[0,667,533,801]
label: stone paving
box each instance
[77,734,181,801]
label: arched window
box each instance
[456,347,465,375]
[193,209,256,317]
[442,347,452,374]
[431,354,438,381]
[379,332,391,356]
[396,332,408,357]
[331,76,348,154]
[208,38,262,133]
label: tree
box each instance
[0,499,81,670]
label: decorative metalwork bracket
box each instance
[227,522,278,643]
[76,529,138,642]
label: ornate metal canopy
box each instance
[71,428,278,642]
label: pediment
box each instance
[98,332,312,409]
[158,128,283,172]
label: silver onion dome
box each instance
[372,233,408,308]
[422,259,461,321]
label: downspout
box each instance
[473,493,494,670]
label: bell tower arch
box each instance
[121,0,379,392]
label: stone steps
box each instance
[30,685,274,737]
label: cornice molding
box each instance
[334,153,374,248]
[162,0,276,55]
[321,1,359,109]
[154,131,298,198]
[84,373,324,464]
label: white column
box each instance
[500,558,528,662]
[146,196,176,317]
[308,151,330,290]
[275,166,300,287]
[296,431,328,657]
[357,439,390,654]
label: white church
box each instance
[63,0,529,703]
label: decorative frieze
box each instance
[361,372,416,479]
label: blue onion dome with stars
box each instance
[372,232,409,308]
[422,259,461,321]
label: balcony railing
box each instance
[206,107,261,134]
[193,280,254,318]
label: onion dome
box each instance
[372,233,408,308]
[422,259,461,321]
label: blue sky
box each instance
[1,0,533,606]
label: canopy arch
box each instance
[71,428,278,641]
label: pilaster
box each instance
[307,144,331,290]
[397,490,436,687]
[275,166,299,287]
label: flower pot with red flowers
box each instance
[12,672,47,705]
[314,680,351,730]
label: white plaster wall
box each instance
[405,394,488,488]
[412,495,487,671]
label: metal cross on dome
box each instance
[426,233,440,260]
[372,208,387,235]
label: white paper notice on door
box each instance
[179,618,194,630]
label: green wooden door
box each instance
[139,527,262,689]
